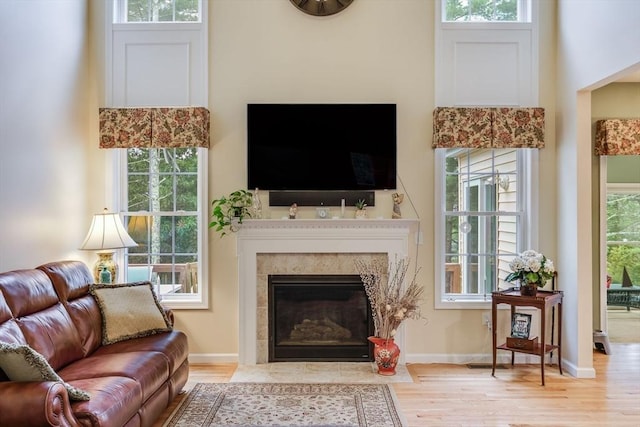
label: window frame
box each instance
[116,147,209,309]
[434,147,538,309]
[440,0,532,24]
[113,0,202,23]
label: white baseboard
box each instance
[561,359,596,378]
[188,353,238,364]
[405,352,564,367]
[187,352,595,379]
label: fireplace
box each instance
[236,218,417,365]
[268,274,374,362]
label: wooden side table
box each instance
[491,289,563,385]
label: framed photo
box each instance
[511,313,532,339]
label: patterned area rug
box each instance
[164,383,406,427]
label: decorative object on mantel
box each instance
[251,188,262,219]
[505,250,555,296]
[209,190,254,237]
[289,203,298,219]
[355,199,368,219]
[391,193,404,219]
[356,257,424,375]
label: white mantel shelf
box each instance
[238,218,419,237]
[236,217,419,365]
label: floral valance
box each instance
[594,119,640,156]
[99,107,210,149]
[432,107,545,149]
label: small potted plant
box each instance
[355,199,367,219]
[209,189,254,237]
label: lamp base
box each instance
[93,251,118,284]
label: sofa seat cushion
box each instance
[67,376,142,427]
[59,351,169,402]
[0,342,90,401]
[94,330,188,375]
[89,282,172,345]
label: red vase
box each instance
[368,336,400,376]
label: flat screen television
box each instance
[247,103,397,192]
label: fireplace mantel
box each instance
[236,218,419,365]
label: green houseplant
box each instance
[209,189,253,237]
[355,199,367,219]
[505,249,555,296]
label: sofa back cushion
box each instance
[0,269,84,370]
[0,289,27,346]
[38,261,103,356]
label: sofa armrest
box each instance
[0,381,80,427]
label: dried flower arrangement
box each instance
[355,257,424,340]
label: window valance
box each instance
[432,107,545,149]
[594,119,640,156]
[99,107,210,149]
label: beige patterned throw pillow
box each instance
[0,342,91,401]
[89,282,172,345]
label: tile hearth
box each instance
[230,362,413,383]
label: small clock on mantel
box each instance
[290,0,355,17]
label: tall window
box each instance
[437,148,530,307]
[606,186,640,286]
[442,0,531,22]
[114,0,201,22]
[122,147,207,307]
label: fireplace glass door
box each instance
[268,275,374,362]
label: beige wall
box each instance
[557,0,640,376]
[0,0,95,271]
[4,0,637,369]
[174,0,560,360]
[591,83,640,328]
[180,0,438,357]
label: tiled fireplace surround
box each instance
[237,218,417,365]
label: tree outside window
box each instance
[443,0,527,22]
[124,147,200,298]
[119,0,200,22]
[607,192,640,285]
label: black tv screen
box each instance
[247,103,397,191]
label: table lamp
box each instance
[80,208,138,283]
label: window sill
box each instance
[158,296,209,310]
[435,298,493,310]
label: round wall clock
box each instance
[290,0,354,17]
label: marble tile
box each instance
[230,362,413,383]
[253,252,389,363]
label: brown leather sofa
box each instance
[0,260,189,427]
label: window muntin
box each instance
[114,0,201,23]
[442,0,531,22]
[122,147,204,305]
[606,188,640,286]
[440,148,525,304]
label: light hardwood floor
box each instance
[155,343,640,426]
